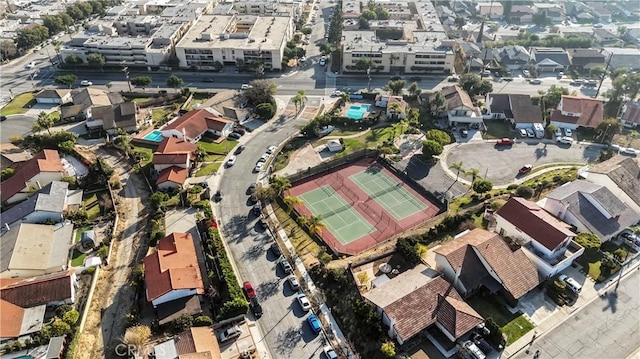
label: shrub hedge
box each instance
[208,227,248,319]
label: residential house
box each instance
[483,94,543,129]
[60,88,125,122]
[0,181,83,229]
[564,1,593,21]
[560,28,594,42]
[436,5,456,25]
[624,26,640,44]
[156,295,202,326]
[0,149,67,205]
[585,2,616,23]
[593,28,619,45]
[0,143,32,170]
[375,95,407,120]
[579,155,640,215]
[566,48,606,70]
[34,89,71,105]
[0,222,74,278]
[533,3,564,24]
[493,46,532,71]
[452,1,475,18]
[144,232,204,307]
[495,197,584,278]
[618,100,640,128]
[152,327,220,358]
[506,5,534,24]
[477,2,503,19]
[363,264,483,350]
[0,270,76,340]
[153,137,198,191]
[538,180,640,241]
[529,47,570,73]
[85,102,139,134]
[550,95,604,130]
[424,85,482,127]
[433,228,540,306]
[602,48,640,70]
[161,108,234,143]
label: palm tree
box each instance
[407,82,422,98]
[429,92,446,118]
[34,111,54,135]
[467,167,481,183]
[306,214,326,236]
[449,161,465,182]
[271,176,291,195]
[340,92,351,105]
[387,101,403,121]
[283,195,303,214]
[292,94,302,113]
[297,90,307,106]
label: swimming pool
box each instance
[346,104,370,120]
[143,130,165,142]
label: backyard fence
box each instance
[287,148,381,184]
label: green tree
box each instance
[396,237,420,266]
[271,175,291,195]
[589,65,606,80]
[617,25,628,37]
[50,320,71,336]
[55,73,78,88]
[16,25,49,49]
[596,118,621,144]
[422,139,443,159]
[131,76,152,91]
[407,82,422,98]
[301,27,312,35]
[306,215,326,236]
[362,9,377,20]
[425,129,451,146]
[459,73,493,97]
[254,102,275,120]
[354,58,375,72]
[166,75,184,91]
[532,12,548,27]
[64,53,82,66]
[472,179,493,194]
[467,167,481,183]
[283,195,303,214]
[292,94,302,113]
[428,91,446,117]
[387,101,404,121]
[123,325,151,349]
[33,111,54,135]
[43,15,65,35]
[358,17,370,29]
[62,310,79,325]
[1,168,15,181]
[0,40,18,60]
[575,232,601,253]
[454,16,466,30]
[543,85,570,110]
[243,79,277,104]
[385,79,405,96]
[380,341,396,358]
[193,315,213,327]
[87,52,106,71]
[297,89,307,106]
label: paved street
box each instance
[445,140,603,186]
[0,114,37,142]
[514,269,640,359]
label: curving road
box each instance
[445,140,603,186]
[0,114,37,143]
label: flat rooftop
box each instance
[176,14,291,51]
[342,29,451,53]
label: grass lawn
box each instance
[196,162,221,176]
[272,204,321,261]
[152,107,172,124]
[205,154,225,162]
[83,193,101,219]
[467,294,534,345]
[131,97,155,103]
[132,144,156,166]
[576,242,627,282]
[198,139,237,154]
[70,248,87,267]
[74,225,91,243]
[0,92,36,116]
[483,120,514,139]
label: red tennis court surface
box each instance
[288,158,442,255]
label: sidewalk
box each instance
[503,252,640,358]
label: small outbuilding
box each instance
[326,139,343,152]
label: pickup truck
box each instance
[496,138,513,146]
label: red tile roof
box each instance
[435,229,539,299]
[0,299,24,338]
[153,153,190,166]
[156,136,198,155]
[621,101,640,124]
[496,197,575,251]
[0,270,75,307]
[144,233,204,302]
[163,109,230,140]
[1,149,66,203]
[551,96,604,128]
[156,166,189,186]
[383,277,483,342]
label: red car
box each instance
[518,164,533,174]
[243,281,256,298]
[496,138,513,146]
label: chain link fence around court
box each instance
[357,200,401,233]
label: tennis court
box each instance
[349,167,429,220]
[298,185,375,245]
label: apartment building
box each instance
[175,14,294,71]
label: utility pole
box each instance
[595,51,613,99]
[121,61,132,92]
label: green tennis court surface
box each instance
[350,169,428,220]
[298,185,374,245]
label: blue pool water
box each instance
[346,104,370,120]
[143,130,165,142]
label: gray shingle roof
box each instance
[0,181,69,228]
[586,156,640,211]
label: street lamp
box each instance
[121,61,132,92]
[601,123,612,144]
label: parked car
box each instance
[518,128,528,138]
[247,182,257,194]
[241,84,252,90]
[559,274,582,294]
[564,128,572,137]
[234,145,245,154]
[319,58,326,66]
[518,164,533,174]
[243,281,256,298]
[213,190,223,202]
[323,346,339,359]
[307,313,322,333]
[258,153,269,163]
[266,145,277,154]
[297,293,311,311]
[288,276,300,291]
[447,76,459,82]
[496,138,513,146]
[218,326,242,342]
[279,257,293,274]
[529,79,542,85]
[472,333,493,355]
[522,70,530,77]
[481,70,491,76]
[203,78,215,83]
[233,127,246,135]
[226,155,237,167]
[463,341,486,359]
[259,216,268,229]
[250,297,263,317]
[460,128,468,138]
[252,204,261,215]
[526,128,535,138]
[570,79,584,86]
[229,132,242,140]
[557,72,564,79]
[557,136,574,145]
[0,116,6,121]
[270,242,281,256]
[620,147,639,156]
[26,62,36,69]
[80,80,93,86]
[555,128,562,138]
[253,162,264,173]
[331,90,343,97]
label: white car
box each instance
[522,70,530,77]
[257,153,269,163]
[526,128,535,138]
[226,155,237,167]
[26,62,36,69]
[241,84,252,90]
[558,274,582,294]
[564,128,572,137]
[323,346,338,359]
[557,136,574,145]
[296,293,311,311]
[319,58,326,66]
[331,90,343,97]
[529,79,542,85]
[266,145,277,154]
[518,128,528,138]
[218,326,242,342]
[620,147,639,156]
[80,80,93,86]
[288,276,300,291]
[253,162,264,173]
[555,128,562,138]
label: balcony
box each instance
[524,240,584,266]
